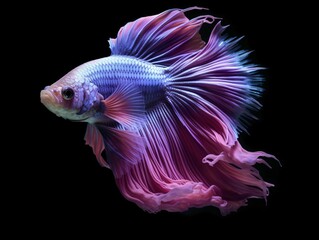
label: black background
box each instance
[13,0,307,237]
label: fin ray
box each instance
[168,22,263,134]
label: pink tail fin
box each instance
[167,21,264,134]
[102,8,277,214]
[115,104,276,215]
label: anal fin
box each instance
[85,122,145,178]
[97,124,145,178]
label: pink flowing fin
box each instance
[84,124,109,168]
[168,21,264,134]
[109,7,217,66]
[116,104,228,212]
[204,141,279,168]
[101,84,145,128]
[162,18,278,213]
[116,103,276,214]
[103,7,277,215]
[96,124,145,178]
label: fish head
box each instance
[40,71,103,121]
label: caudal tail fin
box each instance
[93,7,278,214]
[164,14,278,213]
[167,21,263,136]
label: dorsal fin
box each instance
[108,7,216,66]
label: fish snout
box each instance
[41,86,63,104]
[40,89,56,107]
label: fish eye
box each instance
[62,87,74,100]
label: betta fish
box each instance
[40,7,277,215]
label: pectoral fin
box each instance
[101,84,145,128]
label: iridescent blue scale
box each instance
[78,56,167,108]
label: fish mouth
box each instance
[40,90,55,106]
[40,89,61,113]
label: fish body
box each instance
[76,56,166,110]
[40,7,277,215]
[42,56,166,121]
